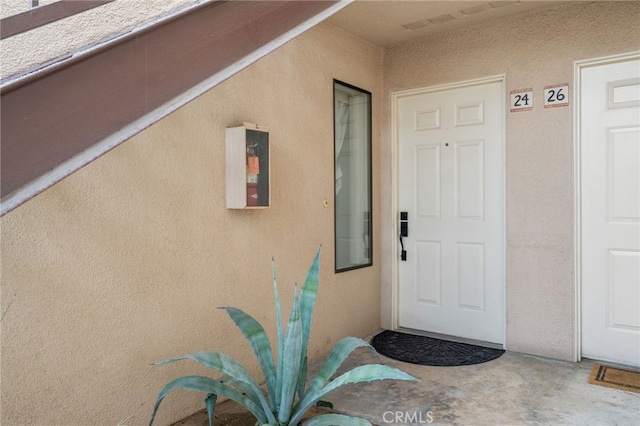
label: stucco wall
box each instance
[0,0,197,80]
[380,1,640,361]
[0,24,383,425]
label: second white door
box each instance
[397,80,504,344]
[581,56,640,367]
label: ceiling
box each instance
[325,0,575,48]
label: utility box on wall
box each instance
[226,123,270,209]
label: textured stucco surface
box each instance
[380,1,640,361]
[0,0,198,80]
[0,24,383,425]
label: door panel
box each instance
[416,241,441,304]
[457,242,485,310]
[456,140,484,220]
[581,58,640,367]
[398,80,504,344]
[416,144,441,219]
[608,128,640,221]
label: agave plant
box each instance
[149,248,416,425]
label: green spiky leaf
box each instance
[148,376,266,426]
[272,257,285,413]
[154,351,276,425]
[205,393,217,426]
[220,306,277,410]
[291,365,417,426]
[304,337,374,397]
[297,248,321,397]
[278,287,303,423]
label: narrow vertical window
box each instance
[334,80,372,272]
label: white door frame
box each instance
[573,51,640,363]
[390,75,507,346]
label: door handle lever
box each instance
[399,233,407,261]
[400,212,408,261]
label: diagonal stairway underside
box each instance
[0,0,348,215]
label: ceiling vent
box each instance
[427,13,455,25]
[461,4,491,16]
[400,1,520,32]
[402,20,431,30]
[489,1,519,9]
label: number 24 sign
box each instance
[510,89,533,112]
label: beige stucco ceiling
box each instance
[325,0,576,47]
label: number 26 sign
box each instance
[544,84,569,108]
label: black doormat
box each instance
[371,330,505,367]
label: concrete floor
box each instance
[176,346,640,426]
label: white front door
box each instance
[397,79,504,344]
[581,56,640,367]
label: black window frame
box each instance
[333,79,373,273]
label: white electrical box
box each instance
[226,123,270,209]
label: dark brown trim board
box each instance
[1,1,114,39]
[0,1,346,214]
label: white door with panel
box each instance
[581,57,640,367]
[398,80,504,344]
